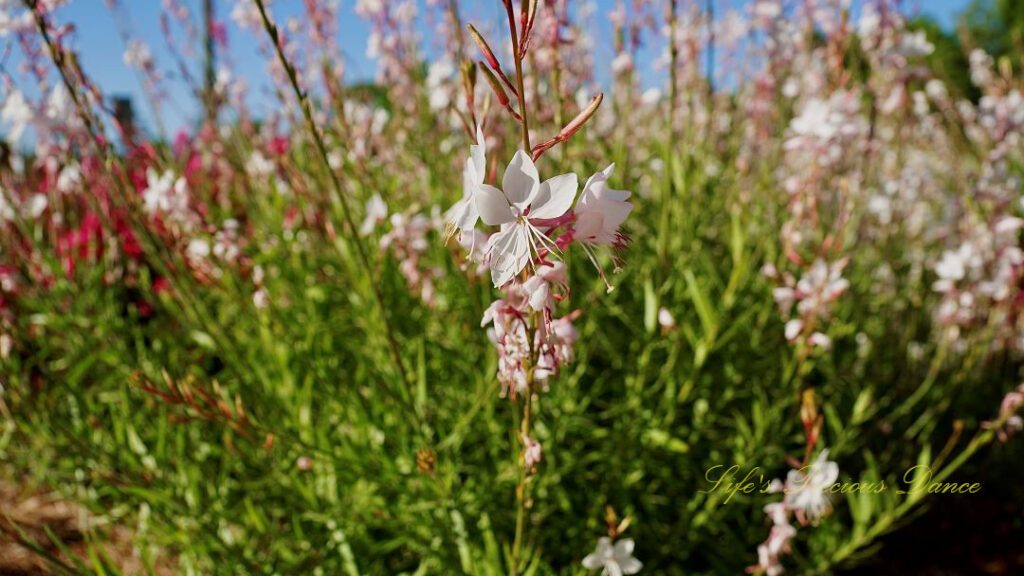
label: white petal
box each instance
[475,184,514,226]
[619,558,643,575]
[529,173,578,219]
[502,150,539,209]
[470,128,486,182]
[599,197,633,230]
[785,319,803,341]
[580,163,614,200]
[582,554,603,570]
[489,226,529,287]
[447,197,478,232]
[463,155,479,193]
[613,539,635,557]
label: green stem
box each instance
[510,388,532,575]
[510,22,531,151]
[891,338,949,423]
[510,309,540,576]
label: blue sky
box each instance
[21,0,974,138]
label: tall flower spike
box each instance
[476,151,578,287]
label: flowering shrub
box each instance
[0,0,1022,574]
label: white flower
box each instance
[354,0,384,17]
[0,0,33,37]
[582,537,643,576]
[754,0,782,20]
[123,39,153,69]
[24,194,47,219]
[857,4,880,39]
[477,151,578,287]
[187,238,211,260]
[657,307,676,329]
[784,449,839,524]
[790,99,836,141]
[763,502,788,526]
[46,83,72,121]
[611,52,633,75]
[426,56,456,111]
[899,30,934,58]
[934,249,966,282]
[246,150,276,178]
[56,164,82,193]
[230,0,269,31]
[784,319,803,341]
[446,127,487,237]
[794,259,849,317]
[360,194,388,236]
[143,168,189,217]
[1,89,33,145]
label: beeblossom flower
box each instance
[142,169,190,223]
[751,449,837,574]
[479,264,579,396]
[123,39,154,70]
[522,434,542,470]
[574,164,633,249]
[783,449,839,525]
[1,89,32,145]
[582,537,643,575]
[794,260,849,318]
[898,30,934,58]
[477,151,578,287]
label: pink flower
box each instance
[982,383,1024,442]
[573,163,632,249]
[522,434,542,470]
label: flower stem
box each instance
[506,1,531,152]
[510,387,532,575]
[511,309,539,575]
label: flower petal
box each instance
[619,558,643,575]
[447,197,478,232]
[613,539,635,557]
[529,173,578,219]
[489,225,529,287]
[581,554,603,570]
[503,150,540,209]
[470,127,486,182]
[475,184,514,226]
